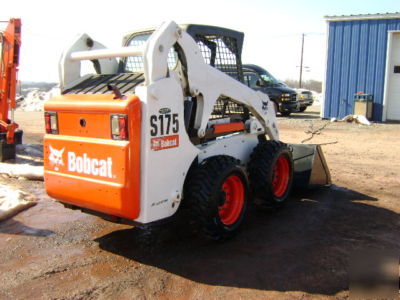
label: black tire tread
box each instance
[247,140,293,208]
[184,155,246,240]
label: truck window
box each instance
[259,71,281,87]
[244,72,260,88]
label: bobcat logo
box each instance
[262,101,269,114]
[49,145,65,171]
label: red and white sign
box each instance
[151,135,179,151]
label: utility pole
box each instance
[299,33,305,88]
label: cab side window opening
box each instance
[123,33,178,72]
[195,34,243,82]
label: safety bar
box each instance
[70,46,144,61]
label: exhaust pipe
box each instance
[70,46,144,61]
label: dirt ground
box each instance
[0,107,399,299]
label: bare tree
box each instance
[283,79,322,93]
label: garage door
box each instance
[386,32,400,120]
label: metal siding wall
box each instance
[340,22,353,117]
[365,20,378,96]
[357,21,369,95]
[374,21,390,120]
[332,23,344,117]
[388,18,400,30]
[348,21,361,117]
[324,18,400,121]
[324,24,336,118]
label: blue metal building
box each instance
[323,13,400,121]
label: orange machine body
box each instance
[44,94,141,220]
[0,18,21,144]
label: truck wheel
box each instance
[184,156,248,240]
[247,141,294,208]
[280,111,291,117]
[299,106,307,112]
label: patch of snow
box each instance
[0,184,37,222]
[16,87,60,112]
[0,163,44,180]
[0,144,44,180]
[342,114,371,126]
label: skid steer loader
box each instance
[44,21,330,239]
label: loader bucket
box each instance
[290,144,331,189]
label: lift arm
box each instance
[0,18,21,144]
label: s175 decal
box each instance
[150,113,179,137]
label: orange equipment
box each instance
[0,18,22,161]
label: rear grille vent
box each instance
[63,72,144,95]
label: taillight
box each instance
[45,112,58,134]
[111,114,128,140]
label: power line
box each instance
[256,31,325,41]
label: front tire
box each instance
[248,141,294,208]
[184,156,248,240]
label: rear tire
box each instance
[299,106,307,112]
[248,141,294,208]
[280,111,291,117]
[184,156,248,240]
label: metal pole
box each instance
[299,33,304,88]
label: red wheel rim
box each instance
[218,175,245,226]
[272,155,290,197]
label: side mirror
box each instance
[256,79,264,87]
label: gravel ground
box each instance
[0,106,399,299]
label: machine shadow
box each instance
[0,218,54,237]
[95,186,399,295]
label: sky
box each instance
[1,0,399,83]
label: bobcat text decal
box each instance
[48,145,113,178]
[68,152,113,178]
[151,135,179,151]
